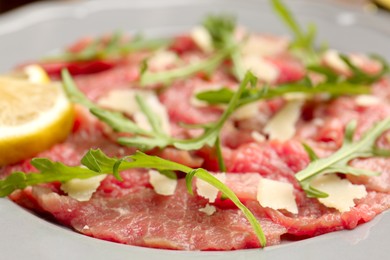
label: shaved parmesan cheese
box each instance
[148,50,178,70]
[323,49,349,74]
[148,170,177,196]
[257,178,298,214]
[311,174,367,212]
[355,95,380,107]
[251,131,266,143]
[61,174,107,201]
[97,89,170,134]
[232,102,259,120]
[241,56,279,83]
[191,26,213,53]
[241,35,289,56]
[263,100,303,141]
[196,173,226,203]
[199,204,217,216]
[97,89,143,115]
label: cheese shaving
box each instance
[199,204,217,216]
[257,178,298,214]
[355,95,380,107]
[311,174,367,212]
[241,55,279,83]
[191,26,213,53]
[148,170,177,196]
[61,174,107,201]
[97,89,170,134]
[323,49,350,74]
[251,131,266,143]
[97,89,142,116]
[241,35,289,56]
[263,100,303,141]
[196,173,226,203]
[148,50,178,70]
[231,102,259,120]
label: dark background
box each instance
[0,0,46,13]
[0,0,388,14]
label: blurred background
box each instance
[0,0,45,13]
[0,0,389,14]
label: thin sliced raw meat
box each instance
[20,180,287,250]
[348,158,390,193]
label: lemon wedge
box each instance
[0,74,74,166]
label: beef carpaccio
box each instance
[1,6,390,251]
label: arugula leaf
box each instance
[63,69,256,171]
[46,33,170,62]
[202,14,236,49]
[61,69,97,108]
[139,14,244,86]
[0,160,101,197]
[195,80,370,106]
[215,137,227,172]
[139,49,228,86]
[62,69,150,136]
[203,14,245,80]
[119,71,258,152]
[339,54,390,85]
[296,118,390,198]
[271,0,319,64]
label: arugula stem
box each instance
[215,137,227,172]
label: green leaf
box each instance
[195,80,370,106]
[0,172,28,197]
[139,49,228,86]
[81,149,119,174]
[159,170,178,180]
[0,160,102,197]
[61,69,97,108]
[90,108,148,135]
[195,87,234,104]
[185,169,197,195]
[202,14,236,49]
[215,137,227,172]
[202,14,245,80]
[307,65,339,83]
[62,70,173,150]
[296,117,390,197]
[46,33,170,62]
[135,94,166,136]
[271,0,319,64]
[302,143,319,162]
[271,0,305,44]
[340,54,389,85]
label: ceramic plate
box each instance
[0,0,389,259]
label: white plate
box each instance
[0,0,389,259]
